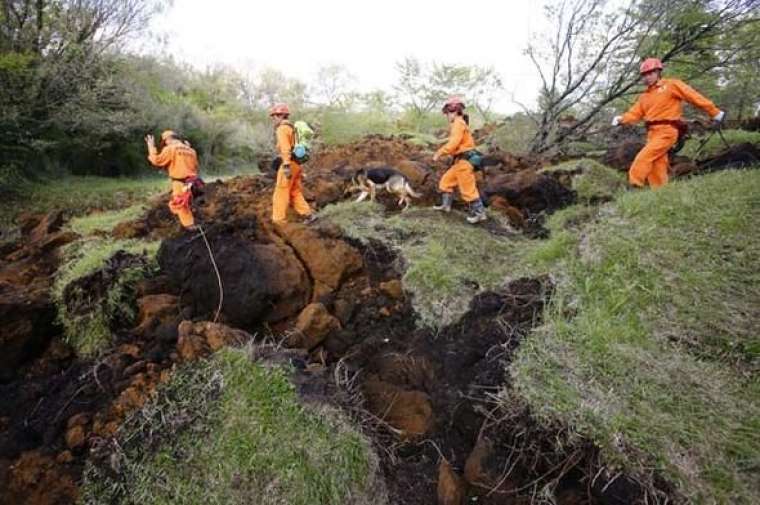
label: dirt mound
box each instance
[483,170,575,215]
[310,134,432,173]
[158,223,310,328]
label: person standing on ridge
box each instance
[145,130,201,230]
[269,103,317,224]
[612,57,725,188]
[433,96,487,224]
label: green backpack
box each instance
[290,120,314,163]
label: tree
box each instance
[312,64,357,110]
[394,57,504,126]
[524,0,760,154]
[253,67,307,111]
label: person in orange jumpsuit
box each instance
[269,103,317,224]
[145,130,199,230]
[612,58,725,188]
[433,96,487,224]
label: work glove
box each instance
[281,163,291,179]
[712,110,725,125]
[611,116,623,127]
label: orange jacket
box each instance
[276,121,296,164]
[621,78,720,125]
[148,143,199,180]
[436,116,476,157]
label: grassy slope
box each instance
[81,347,383,505]
[0,176,167,228]
[511,169,760,503]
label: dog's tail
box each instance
[405,181,422,198]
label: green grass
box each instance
[319,201,540,327]
[53,237,159,356]
[510,169,760,503]
[81,347,384,505]
[66,204,147,236]
[680,129,760,159]
[542,158,628,202]
[0,175,167,228]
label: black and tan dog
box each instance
[346,167,422,209]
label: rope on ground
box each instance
[197,224,224,323]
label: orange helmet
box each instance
[442,96,465,113]
[640,58,663,75]
[269,103,290,116]
[160,130,177,141]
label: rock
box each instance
[379,307,391,317]
[379,279,404,300]
[276,223,363,292]
[133,294,179,335]
[64,425,85,450]
[438,459,466,505]
[176,320,252,361]
[292,303,341,350]
[363,377,433,437]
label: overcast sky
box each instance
[153,0,549,113]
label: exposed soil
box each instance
[2,132,739,504]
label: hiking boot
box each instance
[303,214,318,225]
[433,193,453,212]
[466,200,488,224]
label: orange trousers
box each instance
[629,125,678,188]
[272,162,312,223]
[169,180,194,227]
[439,159,480,202]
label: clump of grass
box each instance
[680,129,760,159]
[66,204,147,236]
[53,238,159,356]
[320,201,539,327]
[81,347,384,505]
[510,168,760,503]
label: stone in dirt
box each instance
[437,458,466,505]
[291,303,342,350]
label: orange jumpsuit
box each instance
[436,116,480,202]
[621,78,720,188]
[272,121,312,223]
[148,143,199,227]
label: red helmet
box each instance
[442,96,465,113]
[269,103,290,116]
[640,58,663,75]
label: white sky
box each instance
[153,0,549,113]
